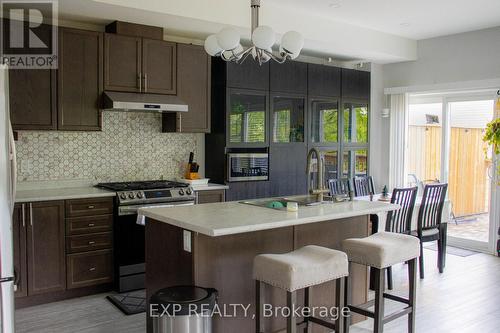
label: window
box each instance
[407,102,442,183]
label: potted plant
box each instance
[483,117,500,183]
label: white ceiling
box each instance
[54,0,500,64]
[269,0,500,40]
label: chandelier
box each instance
[204,0,304,65]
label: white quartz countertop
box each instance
[14,181,227,203]
[139,199,400,237]
[15,186,116,203]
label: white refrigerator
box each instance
[0,63,16,333]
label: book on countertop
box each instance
[178,178,210,185]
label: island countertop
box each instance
[139,199,399,237]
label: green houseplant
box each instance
[483,117,500,182]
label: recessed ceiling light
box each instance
[400,22,411,27]
[329,3,341,8]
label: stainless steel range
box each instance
[96,180,195,292]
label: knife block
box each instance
[185,163,199,180]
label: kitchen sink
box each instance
[240,195,335,210]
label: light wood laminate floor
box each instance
[15,249,500,333]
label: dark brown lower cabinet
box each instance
[67,249,113,289]
[196,189,226,204]
[13,198,114,307]
[13,204,27,298]
[27,201,66,296]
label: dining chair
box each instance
[328,178,351,196]
[384,186,418,290]
[352,176,375,197]
[412,183,448,279]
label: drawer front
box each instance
[67,249,113,289]
[66,198,114,217]
[66,215,113,235]
[66,232,113,254]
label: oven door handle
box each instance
[118,201,195,216]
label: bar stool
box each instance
[342,232,420,333]
[253,245,349,333]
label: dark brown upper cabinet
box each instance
[6,22,56,130]
[341,68,370,100]
[270,61,307,94]
[9,69,57,130]
[142,39,176,94]
[226,60,269,91]
[26,201,66,296]
[58,28,103,131]
[104,34,142,93]
[104,33,176,95]
[162,43,210,133]
[308,64,341,97]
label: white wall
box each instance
[369,63,390,191]
[383,26,500,88]
[369,26,500,192]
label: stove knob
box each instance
[128,192,135,199]
[186,188,193,195]
[136,192,143,199]
[178,189,185,196]
[119,193,127,200]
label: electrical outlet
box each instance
[183,230,192,252]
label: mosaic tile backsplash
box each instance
[15,111,200,182]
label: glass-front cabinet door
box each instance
[342,149,368,178]
[272,96,305,143]
[310,99,339,144]
[228,90,268,146]
[343,102,369,143]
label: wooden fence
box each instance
[408,126,491,217]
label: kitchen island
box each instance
[140,199,399,333]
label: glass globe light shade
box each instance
[280,31,304,57]
[252,26,276,50]
[216,27,240,51]
[204,35,222,56]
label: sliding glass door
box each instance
[407,94,497,252]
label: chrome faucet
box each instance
[306,148,330,202]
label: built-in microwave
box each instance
[227,153,269,182]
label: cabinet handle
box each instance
[21,204,25,227]
[88,241,96,245]
[138,72,142,91]
[178,113,182,133]
[89,267,96,272]
[87,205,95,209]
[144,73,148,93]
[88,223,95,227]
[29,203,33,227]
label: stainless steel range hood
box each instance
[102,92,188,112]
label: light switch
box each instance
[183,230,192,252]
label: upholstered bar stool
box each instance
[342,232,420,333]
[253,245,349,333]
